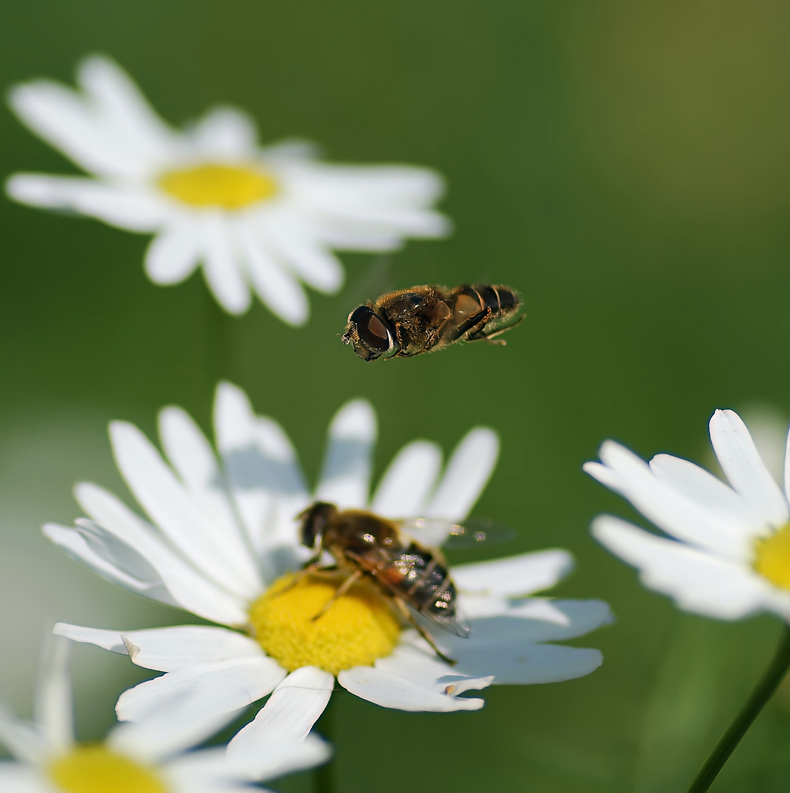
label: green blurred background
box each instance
[2,1,790,790]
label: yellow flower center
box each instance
[48,744,167,793]
[157,162,278,209]
[249,573,401,676]
[755,523,790,590]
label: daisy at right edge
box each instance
[585,409,790,791]
[585,409,790,618]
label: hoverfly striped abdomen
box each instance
[390,543,467,636]
[448,284,523,343]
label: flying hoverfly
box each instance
[343,283,524,361]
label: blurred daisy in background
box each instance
[6,55,449,324]
[586,409,790,620]
[0,637,330,793]
[47,383,611,745]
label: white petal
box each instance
[42,522,175,606]
[77,55,180,169]
[257,214,344,293]
[339,647,489,712]
[109,420,256,602]
[161,748,236,780]
[6,174,168,231]
[0,705,48,765]
[214,382,308,564]
[72,518,168,589]
[290,164,446,205]
[116,657,286,723]
[54,623,266,677]
[33,638,73,754]
[121,625,264,671]
[0,764,49,793]
[338,668,487,712]
[311,204,450,238]
[158,406,262,594]
[227,667,333,754]
[145,222,201,284]
[108,705,238,764]
[167,736,330,785]
[190,106,259,159]
[161,776,252,793]
[453,550,575,598]
[228,736,331,783]
[307,220,402,252]
[424,428,499,520]
[582,461,620,490]
[371,441,442,516]
[593,516,774,619]
[464,598,614,642]
[649,453,764,536]
[198,213,251,315]
[316,400,376,509]
[710,410,789,528]
[8,79,142,177]
[737,406,788,484]
[53,623,128,655]
[73,483,249,625]
[592,441,752,558]
[450,638,603,684]
[235,217,309,326]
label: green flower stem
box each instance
[205,289,232,389]
[313,699,336,793]
[687,624,790,793]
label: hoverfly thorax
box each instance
[342,305,397,361]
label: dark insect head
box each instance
[298,502,337,550]
[343,305,395,361]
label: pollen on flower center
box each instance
[249,573,401,676]
[48,744,167,793]
[157,162,278,209]
[754,523,790,590]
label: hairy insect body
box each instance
[343,283,524,361]
[297,502,466,663]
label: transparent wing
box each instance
[344,255,395,307]
[398,516,513,549]
[418,603,471,638]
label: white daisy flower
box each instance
[0,637,329,793]
[6,55,449,324]
[47,383,611,743]
[585,409,790,620]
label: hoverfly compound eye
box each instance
[299,502,336,550]
[346,306,393,360]
[357,312,390,351]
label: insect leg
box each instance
[467,312,526,344]
[272,560,339,597]
[392,597,457,666]
[442,306,493,345]
[310,569,365,622]
[272,563,316,597]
